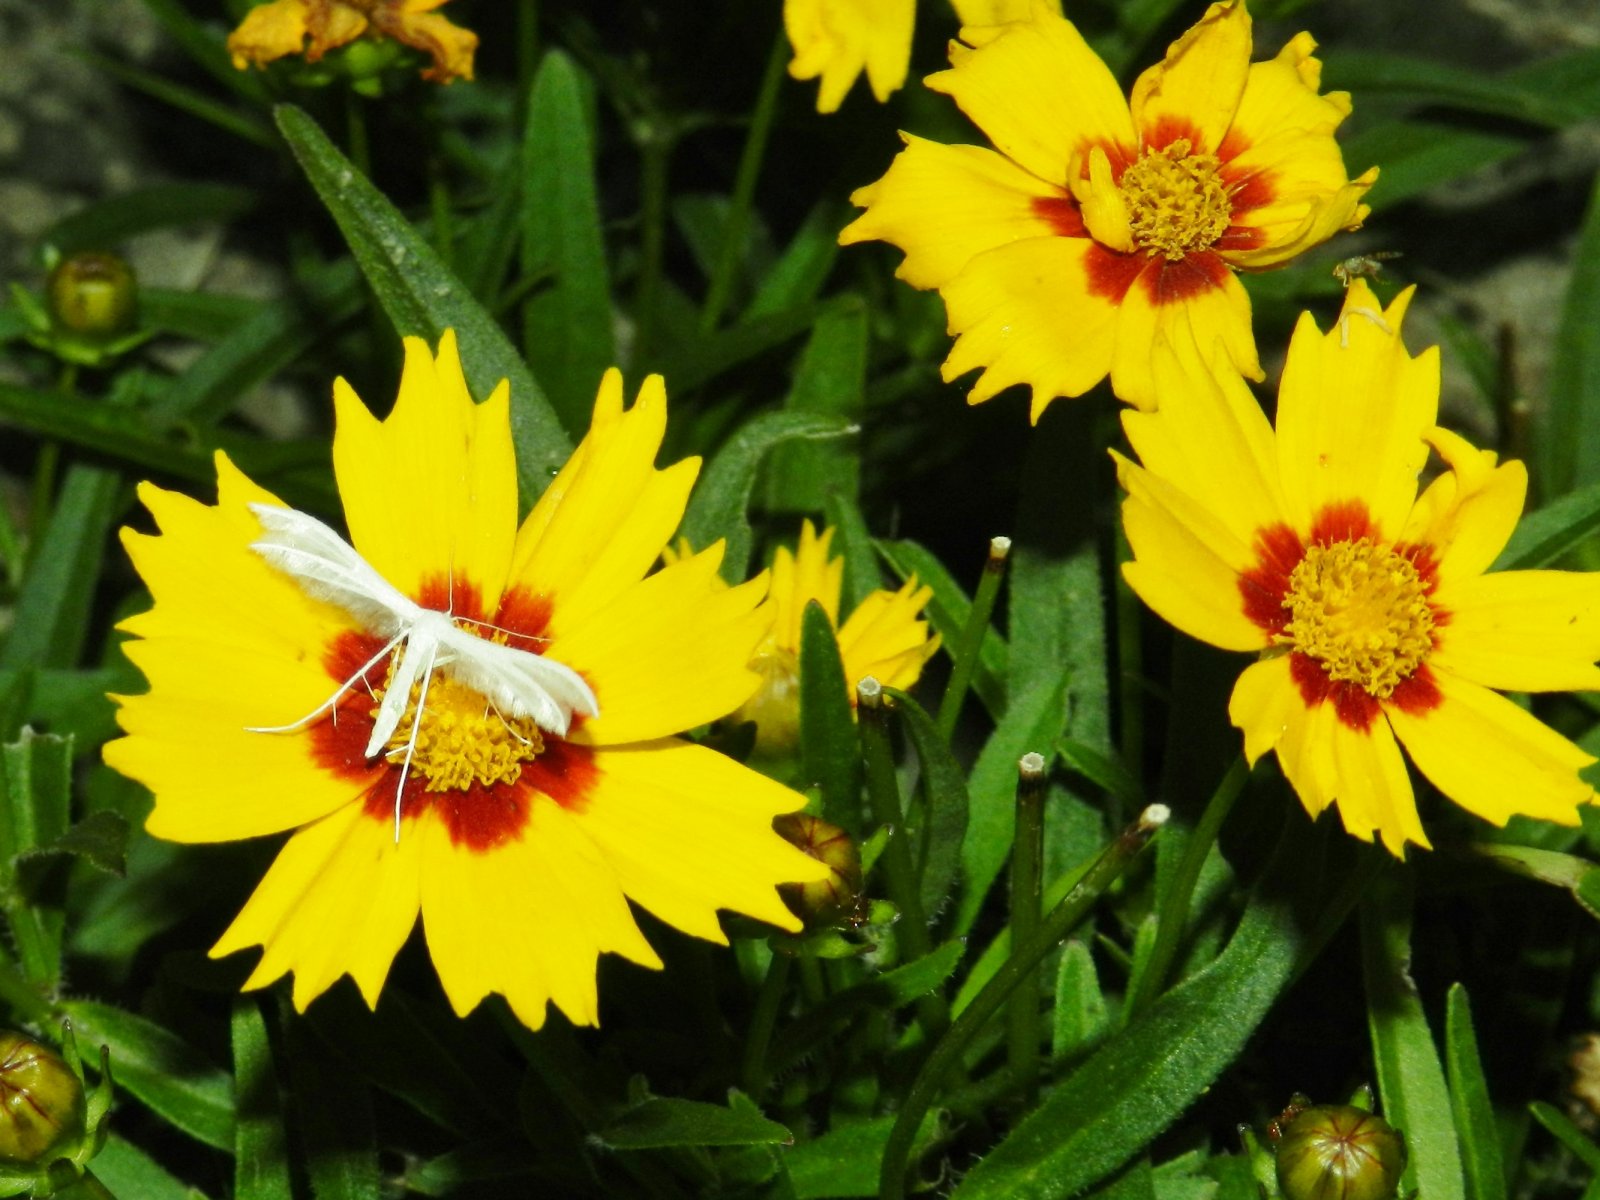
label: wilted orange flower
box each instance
[227,0,477,84]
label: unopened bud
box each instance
[0,1032,86,1166]
[1275,1104,1405,1200]
[46,251,137,337]
[774,813,862,925]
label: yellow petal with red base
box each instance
[571,741,829,945]
[1109,263,1261,410]
[1386,671,1595,829]
[333,331,518,610]
[1431,571,1600,693]
[210,801,423,1011]
[926,11,1134,187]
[1274,283,1438,540]
[940,237,1120,416]
[840,136,1067,291]
[1129,2,1251,156]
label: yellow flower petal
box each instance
[838,578,941,693]
[925,10,1135,187]
[1385,669,1595,829]
[940,237,1121,416]
[554,545,773,746]
[1400,426,1527,586]
[1274,282,1438,540]
[211,801,422,1011]
[1431,570,1600,693]
[1129,1,1251,156]
[1228,654,1299,766]
[571,740,828,944]
[1108,259,1261,409]
[227,0,318,69]
[785,0,915,113]
[840,135,1067,291]
[334,331,518,612]
[508,371,699,637]
[951,0,1060,23]
[769,520,844,652]
[377,1,478,83]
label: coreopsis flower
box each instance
[785,0,1057,114]
[227,0,477,84]
[104,332,826,1030]
[840,0,1376,417]
[1116,281,1600,854]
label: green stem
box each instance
[427,156,455,270]
[0,478,23,590]
[25,440,58,575]
[1113,525,1142,828]
[0,961,56,1028]
[741,951,791,1097]
[52,1171,116,1200]
[859,679,947,1038]
[1006,752,1047,1108]
[1124,755,1248,1020]
[878,805,1170,1200]
[516,0,540,93]
[344,91,371,182]
[935,536,1011,740]
[699,21,787,333]
[635,131,671,362]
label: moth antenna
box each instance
[392,640,441,844]
[247,631,404,735]
[456,614,552,645]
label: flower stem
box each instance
[634,131,671,362]
[1006,752,1048,1108]
[1124,755,1249,1020]
[878,805,1170,1200]
[516,0,540,92]
[427,156,455,270]
[740,950,791,1097]
[343,91,371,182]
[699,20,787,333]
[935,536,1011,740]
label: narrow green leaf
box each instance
[888,688,969,921]
[1530,1101,1600,1171]
[1445,985,1508,1200]
[92,1132,208,1200]
[799,601,864,833]
[785,1113,945,1200]
[1324,52,1588,127]
[232,999,292,1200]
[0,729,72,984]
[44,184,255,257]
[520,51,616,434]
[1496,477,1600,570]
[402,1142,558,1197]
[765,301,865,513]
[950,822,1357,1200]
[457,154,524,307]
[287,1020,381,1200]
[38,810,129,877]
[136,0,270,100]
[1,465,121,671]
[680,411,855,581]
[86,52,274,148]
[597,1094,792,1150]
[1052,939,1108,1060]
[1057,739,1143,813]
[746,202,845,321]
[824,492,883,615]
[648,301,824,395]
[1344,120,1524,212]
[1543,170,1600,496]
[62,999,235,1151]
[1361,872,1466,1200]
[273,104,572,494]
[878,537,1007,718]
[1472,843,1600,921]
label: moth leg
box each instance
[391,640,441,844]
[246,631,404,736]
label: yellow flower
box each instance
[1116,281,1600,855]
[227,0,477,84]
[784,0,1057,114]
[840,0,1376,417]
[104,332,826,1030]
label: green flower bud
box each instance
[0,1033,86,1167]
[46,252,137,338]
[1275,1104,1405,1200]
[774,813,862,926]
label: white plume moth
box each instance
[244,503,598,838]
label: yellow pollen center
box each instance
[1119,139,1231,261]
[1279,539,1435,698]
[374,671,544,792]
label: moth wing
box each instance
[250,503,417,635]
[439,631,598,737]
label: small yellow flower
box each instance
[841,0,1375,416]
[784,0,1057,114]
[227,0,477,84]
[1116,281,1600,855]
[104,332,826,1030]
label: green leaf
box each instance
[92,1132,209,1200]
[1495,477,1600,570]
[273,104,572,495]
[765,300,865,513]
[62,999,235,1151]
[824,491,884,615]
[949,823,1356,1200]
[1,465,121,671]
[43,184,255,257]
[1361,872,1466,1200]
[1343,120,1524,212]
[888,688,969,921]
[1542,170,1600,496]
[233,999,292,1200]
[1057,739,1143,813]
[520,50,616,435]
[136,0,270,100]
[1530,1101,1600,1171]
[1445,985,1508,1200]
[680,411,855,582]
[0,728,72,984]
[878,537,1007,718]
[596,1094,792,1150]
[746,202,845,322]
[648,301,825,395]
[1323,52,1588,127]
[38,810,129,877]
[287,1020,381,1200]
[799,601,864,833]
[1472,843,1600,920]
[785,1113,946,1199]
[1052,939,1109,1060]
